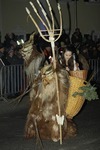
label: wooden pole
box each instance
[25,0,63,144]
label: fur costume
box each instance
[20,33,76,142]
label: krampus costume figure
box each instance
[20,33,76,142]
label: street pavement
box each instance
[0,90,100,150]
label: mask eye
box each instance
[22,53,25,57]
[27,52,30,54]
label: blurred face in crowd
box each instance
[8,50,14,57]
[64,50,72,62]
[0,47,4,53]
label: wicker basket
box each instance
[69,70,88,80]
[66,72,87,119]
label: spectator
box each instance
[80,44,90,61]
[4,33,11,48]
[88,44,98,59]
[58,29,70,46]
[6,46,23,65]
[0,43,10,65]
[0,43,4,58]
[71,28,82,46]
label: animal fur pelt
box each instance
[20,33,77,142]
[20,33,45,84]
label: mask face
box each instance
[20,44,33,62]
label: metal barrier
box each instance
[89,59,100,82]
[0,64,28,101]
[0,59,100,101]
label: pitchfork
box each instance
[25,0,64,144]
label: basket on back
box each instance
[69,70,88,80]
[66,70,88,119]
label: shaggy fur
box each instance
[20,33,77,142]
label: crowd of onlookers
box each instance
[33,28,100,65]
[0,28,100,98]
[0,32,24,66]
[0,28,100,67]
[57,28,100,61]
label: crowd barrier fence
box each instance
[89,59,100,82]
[0,64,29,101]
[0,59,100,101]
